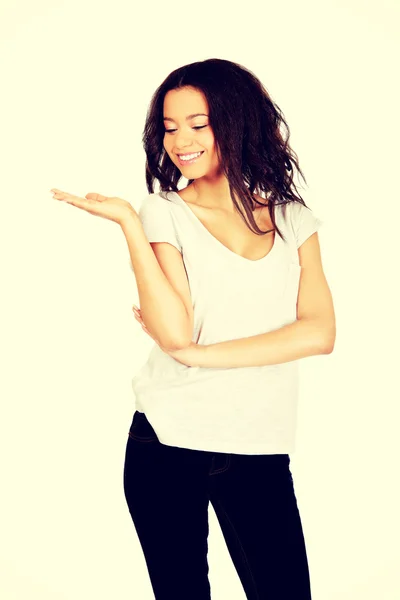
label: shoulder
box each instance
[139,192,175,212]
[138,192,178,227]
[279,201,323,249]
[281,199,320,220]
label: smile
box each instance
[177,151,204,165]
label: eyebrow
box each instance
[163,113,209,122]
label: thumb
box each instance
[85,192,108,201]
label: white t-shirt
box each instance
[131,190,323,455]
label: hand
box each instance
[132,304,202,367]
[50,188,137,226]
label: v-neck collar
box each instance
[166,190,279,265]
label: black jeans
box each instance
[123,411,312,600]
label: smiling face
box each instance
[163,86,221,178]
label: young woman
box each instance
[51,58,335,599]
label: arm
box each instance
[190,318,331,368]
[174,231,336,368]
[121,215,189,351]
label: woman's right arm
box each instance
[120,214,192,351]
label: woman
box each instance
[51,58,335,599]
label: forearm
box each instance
[121,215,189,350]
[194,318,333,368]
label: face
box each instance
[163,86,221,177]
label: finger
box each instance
[51,189,83,204]
[85,192,109,202]
[134,315,147,331]
[50,189,69,199]
[51,189,78,198]
[133,314,148,332]
[51,189,108,205]
[52,191,106,214]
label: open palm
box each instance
[51,188,136,226]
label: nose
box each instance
[174,132,195,152]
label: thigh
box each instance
[209,453,312,600]
[123,411,212,600]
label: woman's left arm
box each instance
[191,318,334,368]
[135,233,336,368]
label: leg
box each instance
[123,412,212,600]
[209,453,312,599]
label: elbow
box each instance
[302,317,336,355]
[145,312,192,352]
[170,333,193,351]
[307,316,335,354]
[166,339,191,352]
[169,312,193,350]
[320,325,336,354]
[166,326,193,352]
[322,341,335,354]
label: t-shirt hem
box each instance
[155,433,295,456]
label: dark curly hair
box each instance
[142,58,309,242]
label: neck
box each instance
[190,176,237,212]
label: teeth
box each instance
[179,152,202,161]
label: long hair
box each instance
[142,58,309,242]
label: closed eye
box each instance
[164,125,208,133]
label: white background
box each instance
[1,0,399,598]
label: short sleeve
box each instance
[138,193,182,253]
[289,201,324,249]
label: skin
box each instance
[134,87,335,365]
[52,86,278,366]
[132,305,197,364]
[163,86,241,213]
[133,86,247,364]
[50,86,223,366]
[51,88,334,367]
[50,184,193,363]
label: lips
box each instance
[177,151,203,157]
[176,151,204,166]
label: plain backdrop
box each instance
[1,1,399,598]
